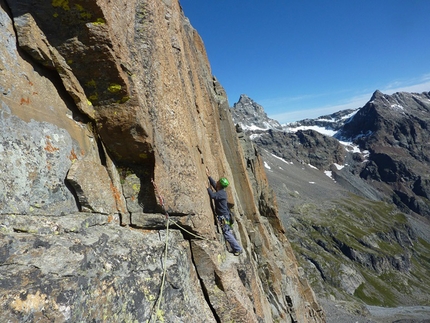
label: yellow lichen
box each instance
[92,18,106,25]
[108,84,122,93]
[89,93,98,102]
[120,96,130,103]
[142,286,156,302]
[81,12,92,19]
[52,0,70,11]
[156,309,165,322]
[74,4,92,19]
[86,79,97,88]
[217,253,226,264]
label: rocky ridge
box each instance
[0,0,324,322]
[287,108,358,132]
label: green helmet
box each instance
[219,177,229,188]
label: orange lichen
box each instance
[20,97,30,105]
[69,148,78,161]
[44,136,59,153]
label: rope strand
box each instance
[153,217,170,322]
[148,179,210,322]
[149,179,170,323]
[168,219,210,241]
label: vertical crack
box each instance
[188,240,221,323]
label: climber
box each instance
[206,167,243,256]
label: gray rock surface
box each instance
[67,159,118,214]
[0,213,215,323]
[0,105,79,215]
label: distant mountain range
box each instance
[230,90,430,313]
[231,90,430,219]
[231,93,358,134]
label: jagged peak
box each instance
[231,94,282,131]
[370,89,384,101]
[238,93,251,102]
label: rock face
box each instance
[0,1,324,322]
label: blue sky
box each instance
[180,0,430,124]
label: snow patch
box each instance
[339,141,361,153]
[391,104,404,110]
[271,153,293,165]
[324,170,335,181]
[341,111,358,120]
[308,164,318,170]
[362,150,370,158]
[249,133,262,140]
[333,163,344,170]
[264,161,271,170]
[316,118,335,122]
[285,125,337,136]
[242,124,269,131]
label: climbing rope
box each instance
[167,219,209,241]
[149,178,169,323]
[148,179,211,322]
[153,217,169,322]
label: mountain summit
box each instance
[231,94,282,130]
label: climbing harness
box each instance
[216,215,232,252]
[218,214,233,228]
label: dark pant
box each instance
[221,223,242,253]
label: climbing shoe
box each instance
[233,250,243,256]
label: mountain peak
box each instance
[370,89,385,101]
[231,94,282,131]
[238,93,251,101]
